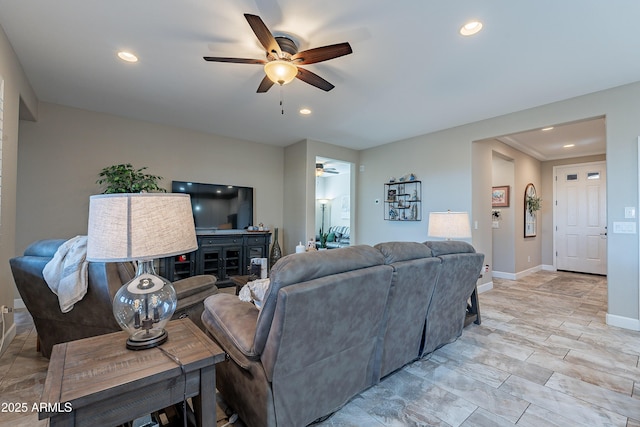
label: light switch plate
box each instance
[625,207,636,219]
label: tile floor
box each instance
[1,271,638,426]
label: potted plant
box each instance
[96,163,166,193]
[319,229,328,249]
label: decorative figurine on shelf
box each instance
[408,173,417,181]
[411,189,418,201]
[389,176,396,183]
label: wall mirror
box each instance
[524,183,538,237]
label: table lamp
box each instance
[87,193,198,350]
[427,211,472,240]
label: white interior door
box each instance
[555,162,607,275]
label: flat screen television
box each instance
[172,181,254,230]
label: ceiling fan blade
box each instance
[291,42,352,65]
[296,67,335,91]
[244,14,282,58]
[203,56,265,64]
[257,75,275,93]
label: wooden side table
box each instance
[39,318,225,426]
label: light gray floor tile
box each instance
[545,372,640,420]
[500,374,627,426]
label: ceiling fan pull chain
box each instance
[280,84,285,115]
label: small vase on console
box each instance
[270,227,282,269]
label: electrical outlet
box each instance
[0,305,12,314]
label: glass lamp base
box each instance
[126,328,168,350]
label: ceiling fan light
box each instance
[264,60,298,85]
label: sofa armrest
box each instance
[173,274,217,298]
[201,293,260,369]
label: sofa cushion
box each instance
[253,245,385,355]
[425,240,475,257]
[375,241,433,263]
[202,293,260,367]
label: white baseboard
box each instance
[14,298,25,310]
[542,264,556,271]
[606,313,640,331]
[492,271,516,280]
[0,322,16,357]
[477,281,493,293]
[493,265,543,281]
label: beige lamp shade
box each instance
[427,211,472,240]
[87,193,198,262]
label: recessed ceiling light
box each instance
[541,126,554,131]
[460,21,483,36]
[563,144,575,148]
[117,51,138,63]
[299,108,312,115]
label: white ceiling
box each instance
[496,117,606,161]
[0,1,634,153]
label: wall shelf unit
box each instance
[384,180,422,221]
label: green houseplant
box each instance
[97,163,166,194]
[319,229,328,249]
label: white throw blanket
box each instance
[239,278,270,309]
[43,235,89,313]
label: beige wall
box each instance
[0,24,37,347]
[16,101,285,267]
[358,125,475,246]
[491,152,515,274]
[359,82,640,327]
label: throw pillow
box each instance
[327,232,336,242]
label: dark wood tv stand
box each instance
[160,230,271,288]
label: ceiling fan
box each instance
[203,13,353,93]
[316,163,339,176]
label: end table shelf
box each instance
[39,318,225,427]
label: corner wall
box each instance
[283,139,358,255]
[0,23,37,352]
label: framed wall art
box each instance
[492,186,510,207]
[524,183,539,237]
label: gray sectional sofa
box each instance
[201,240,483,427]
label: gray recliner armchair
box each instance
[10,239,218,358]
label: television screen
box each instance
[172,181,254,230]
